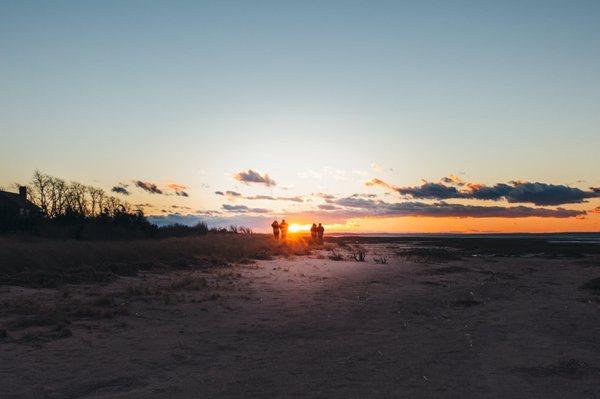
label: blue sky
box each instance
[2,1,600,232]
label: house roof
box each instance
[0,191,41,211]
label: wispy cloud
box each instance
[234,169,276,187]
[111,185,130,195]
[166,183,189,197]
[135,180,163,195]
[217,190,242,201]
[365,178,394,190]
[312,192,336,200]
[222,204,271,214]
[440,174,466,186]
[128,180,191,196]
[215,191,304,203]
[244,195,304,203]
[318,204,343,210]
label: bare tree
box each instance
[68,182,88,217]
[47,176,69,218]
[30,170,50,215]
[27,171,134,219]
[88,186,105,217]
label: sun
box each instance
[288,223,310,233]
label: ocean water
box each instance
[330,232,600,244]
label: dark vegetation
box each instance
[0,171,218,239]
[328,235,600,259]
[328,249,344,261]
[0,234,312,288]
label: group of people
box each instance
[310,222,325,243]
[270,220,325,243]
[271,219,288,240]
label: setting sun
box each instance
[288,223,310,233]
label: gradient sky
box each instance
[2,1,600,232]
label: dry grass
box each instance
[0,292,129,344]
[0,234,313,288]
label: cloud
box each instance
[589,207,600,214]
[222,204,271,214]
[215,191,304,202]
[592,187,600,193]
[245,195,304,203]
[245,195,276,200]
[318,204,343,210]
[365,178,394,190]
[171,205,192,210]
[312,192,337,200]
[111,186,130,195]
[330,196,383,208]
[495,182,597,205]
[371,163,383,173]
[396,182,462,200]
[214,190,241,200]
[327,197,584,219]
[440,174,466,186]
[135,181,163,195]
[234,169,276,187]
[225,190,242,198]
[195,210,223,216]
[368,177,600,206]
[166,182,189,197]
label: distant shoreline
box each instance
[327,232,600,238]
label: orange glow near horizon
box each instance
[338,215,600,234]
[277,213,600,234]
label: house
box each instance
[0,186,41,227]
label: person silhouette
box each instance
[279,219,288,240]
[271,220,280,239]
[310,223,318,241]
[317,223,325,243]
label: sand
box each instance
[1,244,600,398]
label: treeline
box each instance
[28,170,132,218]
[1,171,239,240]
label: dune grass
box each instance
[0,234,312,288]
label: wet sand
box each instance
[1,243,600,398]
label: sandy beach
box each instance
[1,241,600,398]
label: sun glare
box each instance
[288,223,311,233]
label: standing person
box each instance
[279,219,288,240]
[271,220,280,239]
[317,223,325,243]
[310,223,318,241]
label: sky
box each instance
[1,0,600,233]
